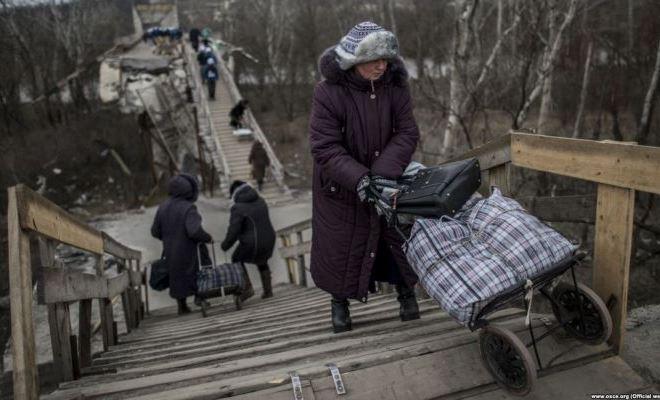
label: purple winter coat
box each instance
[308,48,420,301]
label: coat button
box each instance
[374,151,380,157]
[330,186,336,192]
[369,252,375,258]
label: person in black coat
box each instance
[221,180,276,298]
[229,99,249,129]
[151,174,213,315]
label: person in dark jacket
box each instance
[221,180,277,299]
[151,174,213,315]
[203,58,219,100]
[189,27,201,51]
[229,99,249,129]
[248,141,270,191]
[308,22,421,333]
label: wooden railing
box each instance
[7,184,146,399]
[450,131,660,354]
[276,219,312,287]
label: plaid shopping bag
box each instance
[196,262,245,297]
[405,187,577,327]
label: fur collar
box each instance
[318,47,409,89]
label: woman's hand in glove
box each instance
[356,175,371,202]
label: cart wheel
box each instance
[551,282,612,345]
[234,295,242,311]
[200,301,208,318]
[479,325,537,396]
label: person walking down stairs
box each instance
[248,140,270,191]
[221,181,277,299]
[203,58,219,100]
[151,174,214,315]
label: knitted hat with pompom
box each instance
[334,21,399,70]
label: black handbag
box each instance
[395,158,481,217]
[149,258,169,291]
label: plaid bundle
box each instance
[405,188,577,326]
[196,262,245,296]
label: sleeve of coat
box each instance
[370,86,419,179]
[184,205,213,243]
[150,208,162,240]
[221,207,243,251]
[309,83,369,192]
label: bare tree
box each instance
[573,40,593,138]
[515,0,577,128]
[637,39,660,144]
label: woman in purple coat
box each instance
[309,22,421,333]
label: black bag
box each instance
[149,258,169,291]
[395,158,481,217]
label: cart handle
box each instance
[197,241,229,269]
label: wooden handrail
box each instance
[450,131,660,194]
[7,184,145,397]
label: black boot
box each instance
[331,298,352,333]
[177,298,191,315]
[396,285,420,321]
[259,269,273,299]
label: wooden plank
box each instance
[488,163,511,196]
[296,231,308,287]
[129,269,143,287]
[510,133,660,194]
[47,303,74,382]
[37,268,108,304]
[279,241,311,260]
[78,299,93,368]
[102,232,141,260]
[122,291,133,333]
[592,184,635,353]
[518,194,596,223]
[465,357,650,400]
[276,219,312,237]
[13,184,104,254]
[70,335,81,380]
[447,133,512,170]
[7,186,39,400]
[107,272,130,299]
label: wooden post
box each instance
[8,187,39,399]
[47,302,74,382]
[296,231,307,287]
[592,183,635,353]
[78,299,93,368]
[280,235,296,284]
[141,260,150,316]
[95,255,111,351]
[118,259,133,332]
[106,299,117,346]
[69,335,81,380]
[488,163,511,196]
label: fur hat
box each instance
[334,21,399,70]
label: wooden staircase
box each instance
[40,285,653,400]
[184,43,293,205]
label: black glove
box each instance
[356,175,371,202]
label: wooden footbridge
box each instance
[6,131,660,399]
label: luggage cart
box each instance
[196,242,244,317]
[367,181,612,396]
[470,252,612,395]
